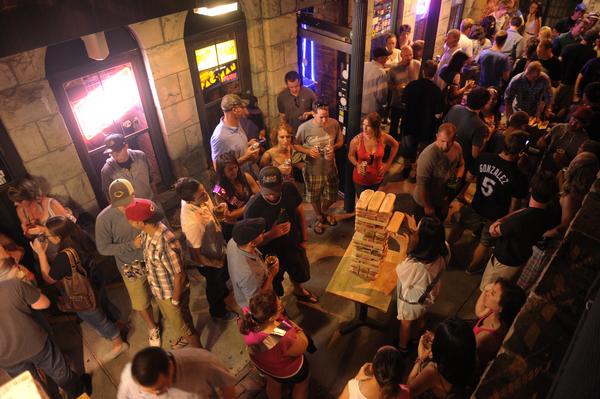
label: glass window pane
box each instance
[63,63,148,152]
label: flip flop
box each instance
[293,289,319,304]
[313,219,325,235]
[325,214,338,226]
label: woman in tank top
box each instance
[213,152,260,242]
[522,1,542,45]
[260,123,302,183]
[474,278,526,366]
[348,112,399,198]
[338,346,410,399]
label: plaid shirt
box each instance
[504,72,552,116]
[141,222,185,300]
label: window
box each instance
[413,0,431,40]
[447,0,464,31]
[63,63,148,153]
[195,39,241,103]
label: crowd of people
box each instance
[0,1,599,398]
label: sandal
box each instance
[325,214,338,226]
[293,289,319,304]
[170,337,189,349]
[313,218,325,235]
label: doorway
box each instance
[184,10,252,166]
[46,27,173,209]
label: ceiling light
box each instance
[193,2,238,16]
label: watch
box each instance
[170,298,180,306]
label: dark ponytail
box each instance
[373,346,405,399]
[238,291,279,335]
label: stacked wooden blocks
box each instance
[350,190,404,280]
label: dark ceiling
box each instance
[0,0,199,58]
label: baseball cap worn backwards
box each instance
[221,94,249,112]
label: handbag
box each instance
[57,248,97,313]
[200,220,226,261]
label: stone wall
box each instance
[0,49,98,214]
[129,12,209,183]
[240,0,328,131]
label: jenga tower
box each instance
[350,190,402,280]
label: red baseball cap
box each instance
[125,198,157,222]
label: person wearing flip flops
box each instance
[244,167,319,304]
[294,101,344,235]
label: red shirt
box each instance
[353,133,385,186]
[242,317,303,378]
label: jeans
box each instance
[77,307,120,341]
[3,338,84,399]
[198,266,229,318]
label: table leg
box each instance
[339,302,387,335]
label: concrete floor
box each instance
[2,162,485,398]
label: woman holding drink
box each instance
[214,152,260,241]
[260,123,302,182]
[348,113,399,198]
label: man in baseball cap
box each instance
[100,133,158,205]
[126,198,201,349]
[244,166,318,304]
[257,166,283,197]
[210,93,259,177]
[226,217,279,308]
[95,179,161,347]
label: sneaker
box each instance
[148,328,161,347]
[101,342,129,363]
[213,311,239,322]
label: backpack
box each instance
[56,248,97,313]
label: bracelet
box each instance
[170,298,180,306]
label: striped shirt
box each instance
[141,223,185,300]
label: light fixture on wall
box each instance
[193,1,238,16]
[81,32,109,60]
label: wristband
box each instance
[170,298,180,306]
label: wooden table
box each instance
[326,234,408,334]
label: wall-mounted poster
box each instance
[372,0,393,37]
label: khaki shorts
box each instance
[155,289,195,339]
[121,271,152,311]
[454,205,495,247]
[480,255,522,291]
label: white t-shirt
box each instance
[459,33,474,58]
[117,348,235,399]
[180,200,214,249]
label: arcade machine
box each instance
[297,14,352,192]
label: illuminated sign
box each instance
[195,40,239,91]
[69,65,142,140]
[200,61,238,90]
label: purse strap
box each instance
[61,248,87,277]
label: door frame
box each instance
[47,32,174,209]
[184,10,252,169]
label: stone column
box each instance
[129,11,210,182]
[0,48,98,214]
[241,0,327,131]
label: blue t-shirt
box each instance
[478,49,510,88]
